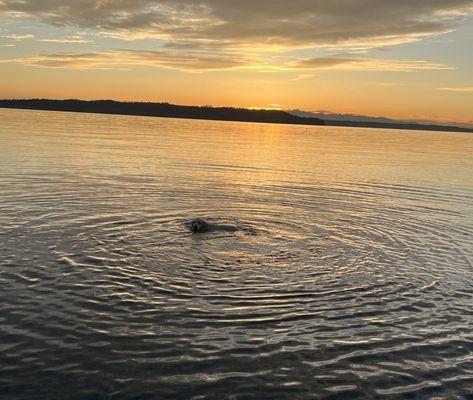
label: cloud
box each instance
[2,50,453,74]
[437,86,473,92]
[291,57,452,72]
[1,1,470,74]
[39,36,93,44]
[0,0,471,50]
[2,49,250,71]
[294,57,355,69]
[0,33,34,40]
[291,74,316,81]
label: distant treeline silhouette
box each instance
[0,99,325,126]
[1,99,471,133]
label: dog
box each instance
[188,218,239,234]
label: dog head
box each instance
[189,218,209,233]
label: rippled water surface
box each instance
[1,109,472,399]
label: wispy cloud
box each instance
[39,36,93,44]
[2,50,251,71]
[291,57,452,72]
[291,74,316,81]
[2,50,454,75]
[437,87,473,92]
[0,33,34,40]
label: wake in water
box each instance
[186,217,255,235]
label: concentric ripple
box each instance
[1,109,472,399]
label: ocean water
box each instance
[0,109,472,399]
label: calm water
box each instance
[1,109,472,399]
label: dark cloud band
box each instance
[1,0,471,47]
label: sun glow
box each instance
[0,1,471,125]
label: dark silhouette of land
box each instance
[0,99,324,126]
[1,99,471,133]
[322,119,472,133]
[289,109,473,133]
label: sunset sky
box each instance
[1,1,472,125]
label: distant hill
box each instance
[288,109,473,133]
[0,99,325,127]
[289,109,398,124]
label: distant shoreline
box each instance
[1,99,471,133]
[322,119,472,133]
[0,99,325,127]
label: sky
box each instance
[0,0,472,125]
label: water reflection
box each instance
[0,109,472,399]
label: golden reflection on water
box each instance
[1,108,472,191]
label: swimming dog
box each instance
[188,218,239,234]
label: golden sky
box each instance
[0,1,472,125]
